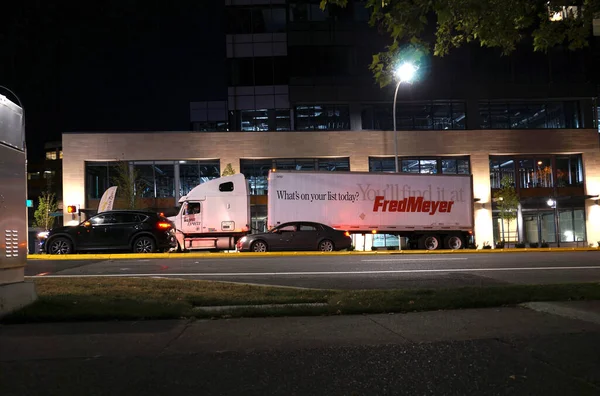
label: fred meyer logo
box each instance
[373,196,455,215]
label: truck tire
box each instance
[318,239,334,252]
[47,237,73,255]
[444,235,464,250]
[133,236,156,253]
[251,240,268,252]
[419,235,441,251]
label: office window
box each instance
[371,156,470,174]
[241,109,269,131]
[46,151,57,160]
[365,102,466,130]
[85,162,111,200]
[275,109,291,131]
[179,161,220,197]
[289,2,329,22]
[295,105,350,130]
[489,157,516,189]
[555,155,583,187]
[480,101,580,129]
[318,157,350,172]
[154,163,175,198]
[226,6,286,34]
[191,121,228,132]
[133,163,155,198]
[241,159,272,195]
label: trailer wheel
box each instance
[318,239,334,252]
[251,240,268,252]
[419,235,440,251]
[444,235,464,250]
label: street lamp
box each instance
[547,198,560,247]
[392,62,417,172]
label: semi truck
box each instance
[171,170,475,251]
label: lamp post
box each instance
[547,198,560,247]
[392,63,417,172]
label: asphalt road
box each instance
[26,252,600,289]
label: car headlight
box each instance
[37,231,50,239]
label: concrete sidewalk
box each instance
[2,303,600,395]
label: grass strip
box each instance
[3,278,600,323]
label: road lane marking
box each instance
[25,265,600,278]
[361,258,468,262]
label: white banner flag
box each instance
[98,186,118,213]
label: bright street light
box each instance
[394,63,417,83]
[392,62,417,172]
[547,198,555,207]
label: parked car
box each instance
[236,221,352,252]
[43,210,177,254]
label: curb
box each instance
[27,248,600,260]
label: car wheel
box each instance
[48,237,72,255]
[251,240,268,252]
[318,239,334,252]
[419,235,440,251]
[133,236,156,253]
[444,235,464,250]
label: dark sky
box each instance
[1,1,226,160]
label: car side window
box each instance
[278,224,296,232]
[299,224,317,231]
[116,214,139,223]
[89,214,117,225]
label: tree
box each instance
[493,176,520,246]
[33,192,58,230]
[112,161,142,209]
[221,163,236,176]
[322,0,600,86]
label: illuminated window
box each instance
[46,151,57,160]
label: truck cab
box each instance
[170,173,250,251]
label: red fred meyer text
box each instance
[372,196,455,215]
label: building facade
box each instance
[62,0,600,248]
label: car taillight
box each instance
[157,222,172,229]
[344,231,350,237]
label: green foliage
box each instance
[221,163,236,177]
[323,0,600,86]
[112,161,141,209]
[493,176,519,223]
[33,192,58,230]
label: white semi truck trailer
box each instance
[171,170,474,251]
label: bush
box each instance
[515,243,526,248]
[529,242,539,248]
[483,245,492,249]
[495,241,505,249]
[541,242,550,248]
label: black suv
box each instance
[44,210,177,254]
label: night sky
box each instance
[1,1,226,161]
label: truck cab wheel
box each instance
[251,240,268,252]
[419,235,441,250]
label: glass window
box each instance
[555,155,584,187]
[318,158,350,172]
[191,121,228,132]
[241,159,271,195]
[309,4,328,21]
[419,159,437,174]
[441,159,457,174]
[86,162,110,200]
[457,159,470,175]
[241,109,269,132]
[540,212,556,243]
[402,159,420,173]
[133,163,155,198]
[295,105,350,131]
[523,214,539,244]
[46,151,57,160]
[299,224,317,231]
[226,8,252,34]
[179,161,220,197]
[229,58,254,86]
[480,100,581,129]
[90,213,117,225]
[254,57,274,85]
[559,210,575,242]
[353,0,370,21]
[275,109,291,131]
[289,3,308,22]
[369,157,395,173]
[367,102,466,130]
[534,158,553,188]
[154,163,175,198]
[573,209,586,243]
